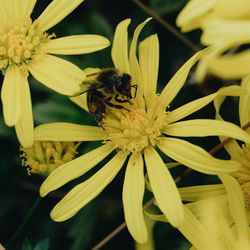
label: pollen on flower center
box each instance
[0,20,51,70]
[102,94,168,153]
[20,141,80,175]
[231,144,250,210]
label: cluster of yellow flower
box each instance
[172,1,250,249]
[177,0,250,82]
[1,0,250,248]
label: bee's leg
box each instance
[69,90,88,97]
[114,94,133,105]
[104,97,129,111]
[99,122,105,130]
[114,94,130,103]
[86,71,100,77]
[131,84,138,98]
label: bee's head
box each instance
[115,73,132,98]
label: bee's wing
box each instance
[70,82,93,97]
[80,81,94,92]
[84,68,101,78]
[86,71,99,77]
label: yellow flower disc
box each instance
[103,94,168,153]
[0,20,52,70]
[20,141,80,175]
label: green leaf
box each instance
[33,95,95,125]
[150,0,187,15]
[33,238,49,250]
[21,239,32,250]
[0,116,15,138]
[87,11,113,40]
[68,202,96,250]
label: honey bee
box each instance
[79,68,137,125]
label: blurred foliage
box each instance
[0,0,240,250]
[21,238,49,250]
[149,0,187,15]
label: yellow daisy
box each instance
[176,0,250,81]
[214,76,250,210]
[147,77,250,249]
[35,18,250,243]
[171,76,250,249]
[176,0,250,33]
[148,174,250,249]
[0,0,110,147]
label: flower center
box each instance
[102,94,167,153]
[20,141,80,175]
[231,144,250,210]
[0,20,51,70]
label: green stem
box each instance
[6,196,41,247]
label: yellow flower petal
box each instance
[128,18,152,107]
[239,76,250,127]
[144,146,184,227]
[176,0,216,32]
[185,196,227,219]
[157,137,240,174]
[147,206,218,249]
[213,0,250,19]
[194,45,227,83]
[214,95,226,121]
[0,1,7,22]
[135,216,155,250]
[139,34,159,98]
[202,19,250,45]
[145,211,167,223]
[34,123,104,141]
[36,0,85,32]
[213,94,243,159]
[164,119,250,144]
[44,35,110,55]
[28,55,84,96]
[179,184,225,202]
[1,65,23,126]
[195,57,209,83]
[178,207,217,250]
[69,93,88,112]
[40,144,113,197]
[219,174,250,248]
[208,50,250,79]
[224,140,243,160]
[165,162,181,169]
[50,151,127,221]
[167,86,245,123]
[129,18,152,86]
[7,0,36,25]
[111,19,131,74]
[18,0,36,23]
[160,49,208,107]
[123,153,147,243]
[15,76,34,147]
